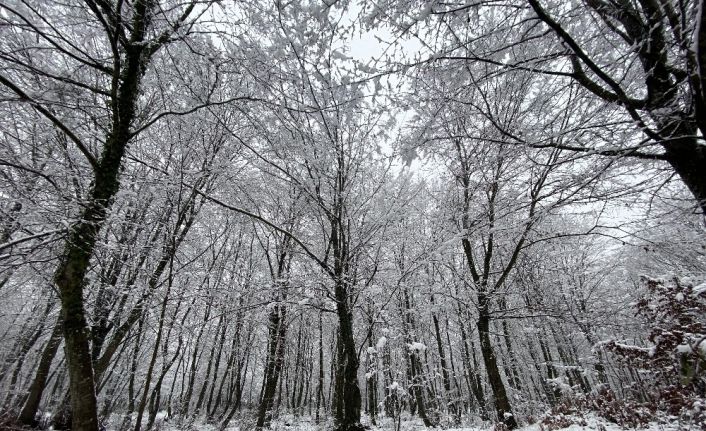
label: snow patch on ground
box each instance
[408,341,426,352]
[115,413,691,431]
[525,413,691,431]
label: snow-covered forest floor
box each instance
[110,414,691,431]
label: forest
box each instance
[0,1,705,430]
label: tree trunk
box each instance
[315,311,325,424]
[333,278,362,431]
[50,7,156,426]
[2,297,53,409]
[431,298,455,418]
[255,300,287,429]
[206,320,227,417]
[409,350,433,427]
[18,316,64,426]
[194,318,223,416]
[477,302,517,429]
[458,314,487,420]
[134,266,172,431]
[181,299,212,417]
[662,131,706,213]
[365,311,377,426]
[211,303,242,419]
[120,314,146,431]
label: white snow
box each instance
[123,411,692,431]
[408,341,426,352]
[547,377,574,395]
[376,336,387,351]
[695,282,706,295]
[677,343,693,354]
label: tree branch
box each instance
[0,73,100,171]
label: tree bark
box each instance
[365,310,378,426]
[333,278,362,431]
[315,311,325,424]
[49,3,158,425]
[663,132,706,214]
[134,261,172,431]
[431,297,455,418]
[18,316,64,426]
[255,300,287,429]
[476,300,517,429]
[458,313,488,420]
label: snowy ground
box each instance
[135,413,694,431]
